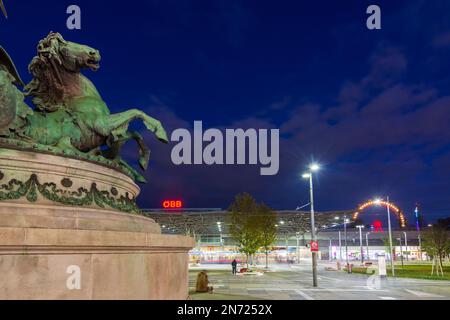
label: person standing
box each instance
[231,259,237,275]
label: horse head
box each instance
[37,32,101,73]
[26,32,101,112]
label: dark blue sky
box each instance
[2,0,450,225]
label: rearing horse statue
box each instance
[0,32,168,182]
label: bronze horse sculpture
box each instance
[0,32,168,182]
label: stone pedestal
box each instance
[0,148,194,300]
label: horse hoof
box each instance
[139,157,149,171]
[156,129,169,144]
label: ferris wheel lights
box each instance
[353,198,407,228]
[374,198,382,205]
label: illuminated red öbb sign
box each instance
[162,200,183,209]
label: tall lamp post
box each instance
[344,215,349,272]
[418,234,422,261]
[335,215,350,269]
[302,163,320,287]
[403,231,408,261]
[356,225,365,264]
[375,197,395,277]
[365,232,370,261]
[335,216,342,261]
[397,237,404,269]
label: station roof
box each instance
[142,209,354,236]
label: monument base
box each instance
[0,149,194,299]
[0,204,194,300]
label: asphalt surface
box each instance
[189,263,450,300]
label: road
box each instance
[189,263,450,300]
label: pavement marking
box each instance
[404,289,444,298]
[247,287,389,293]
[302,289,388,292]
[294,289,314,300]
[317,275,343,281]
[379,296,396,300]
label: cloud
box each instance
[128,43,450,221]
[432,31,450,48]
[361,46,408,88]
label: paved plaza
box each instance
[188,263,450,300]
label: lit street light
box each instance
[302,163,320,287]
[356,225,364,264]
[375,197,395,277]
[335,215,350,271]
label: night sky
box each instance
[1,1,450,225]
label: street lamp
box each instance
[329,238,332,261]
[365,232,370,261]
[403,231,408,261]
[356,225,364,264]
[344,216,349,272]
[302,163,320,287]
[337,224,342,261]
[335,215,350,271]
[397,237,404,269]
[418,234,422,261]
[375,197,395,277]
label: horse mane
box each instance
[25,32,68,112]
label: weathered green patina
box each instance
[0,172,140,213]
[0,32,168,183]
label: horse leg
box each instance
[94,109,168,143]
[100,131,149,181]
[128,131,150,170]
[140,114,168,143]
[118,159,147,183]
[105,138,146,183]
[54,136,84,156]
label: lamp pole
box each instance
[386,196,395,277]
[338,231,342,261]
[356,225,364,264]
[302,163,320,287]
[398,237,404,268]
[329,239,332,261]
[403,231,408,261]
[365,232,370,261]
[418,234,422,261]
[344,215,349,272]
[308,172,318,287]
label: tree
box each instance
[227,193,262,268]
[257,203,277,269]
[422,225,450,276]
[382,237,392,261]
[437,217,450,230]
